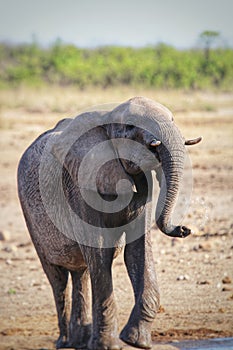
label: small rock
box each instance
[0,230,10,241]
[222,276,232,284]
[222,286,232,292]
[177,275,190,281]
[3,245,17,253]
[31,281,41,287]
[200,243,212,251]
[218,308,225,313]
[17,241,32,248]
[197,280,210,285]
[29,265,37,271]
[33,283,41,287]
[5,259,12,265]
[193,243,212,252]
[3,246,12,253]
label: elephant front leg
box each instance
[120,234,160,349]
[82,246,122,350]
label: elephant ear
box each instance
[51,112,134,196]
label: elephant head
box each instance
[102,97,202,238]
[51,97,201,239]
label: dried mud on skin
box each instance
[0,90,232,350]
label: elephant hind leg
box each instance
[68,268,91,348]
[40,259,70,349]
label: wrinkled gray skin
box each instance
[17,97,201,350]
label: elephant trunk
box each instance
[155,143,191,238]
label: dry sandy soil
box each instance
[0,87,232,349]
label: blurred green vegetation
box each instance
[0,42,232,90]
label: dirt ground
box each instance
[0,87,232,350]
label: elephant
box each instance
[17,96,201,350]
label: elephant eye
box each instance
[125,121,134,130]
[124,121,135,137]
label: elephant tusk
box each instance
[150,139,161,147]
[185,136,202,146]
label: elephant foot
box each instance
[120,322,152,349]
[88,335,122,350]
[67,324,92,348]
[56,334,68,349]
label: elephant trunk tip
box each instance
[157,220,192,238]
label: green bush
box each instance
[0,42,232,90]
